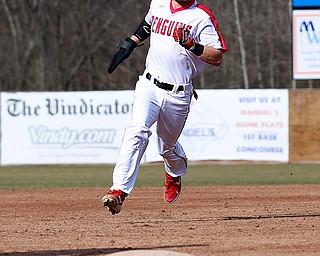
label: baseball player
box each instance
[102,0,227,215]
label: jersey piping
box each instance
[196,4,228,53]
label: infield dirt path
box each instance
[1,185,320,256]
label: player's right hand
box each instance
[108,37,137,74]
[173,24,195,50]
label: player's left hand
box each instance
[108,37,137,74]
[173,24,195,50]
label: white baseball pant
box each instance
[110,71,193,195]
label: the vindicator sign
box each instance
[1,91,133,165]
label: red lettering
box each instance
[151,16,193,37]
[155,18,163,34]
[167,21,176,36]
[152,16,158,33]
[161,19,169,35]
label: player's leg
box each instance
[157,89,192,203]
[102,76,160,214]
[112,77,160,194]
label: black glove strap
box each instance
[116,37,137,52]
[107,38,138,74]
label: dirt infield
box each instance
[1,185,319,256]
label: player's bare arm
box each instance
[200,46,223,66]
[130,35,141,45]
[173,23,224,67]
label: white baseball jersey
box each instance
[144,0,227,85]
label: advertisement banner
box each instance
[292,0,320,8]
[1,89,289,165]
[1,91,134,165]
[293,10,320,79]
[145,89,289,162]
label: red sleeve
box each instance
[196,4,228,53]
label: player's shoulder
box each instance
[194,3,215,19]
[193,3,219,25]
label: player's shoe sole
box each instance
[102,190,126,215]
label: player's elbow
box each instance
[206,60,222,67]
[212,59,222,66]
[205,58,222,66]
[201,47,223,66]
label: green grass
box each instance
[0,163,319,190]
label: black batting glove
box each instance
[107,37,137,74]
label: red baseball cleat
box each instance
[164,172,181,203]
[102,189,127,215]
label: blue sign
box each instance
[293,0,320,8]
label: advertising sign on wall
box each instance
[145,89,289,162]
[292,10,320,79]
[292,0,320,8]
[1,89,289,165]
[1,91,133,165]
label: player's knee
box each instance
[158,142,187,162]
[158,145,173,159]
[125,125,151,147]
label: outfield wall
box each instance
[0,89,292,165]
[290,89,320,162]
